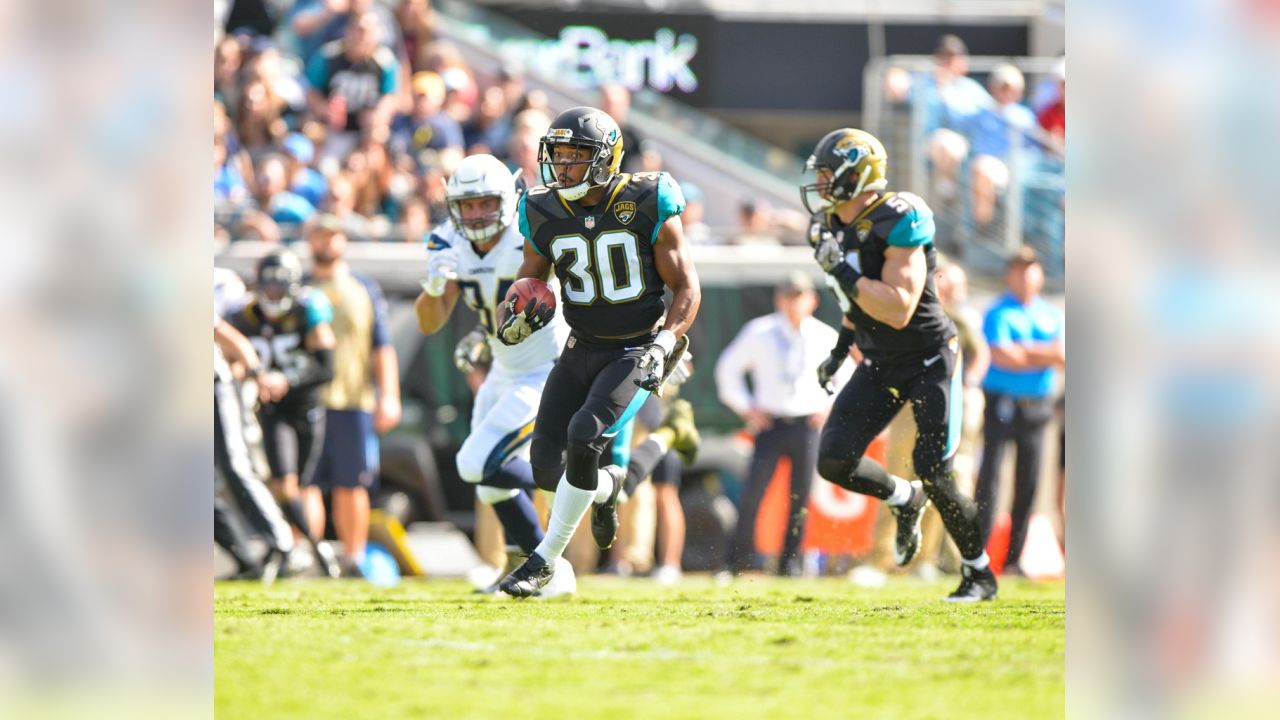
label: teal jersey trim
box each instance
[609,417,635,468]
[886,206,936,248]
[304,292,333,326]
[603,389,651,438]
[652,172,686,244]
[517,194,547,257]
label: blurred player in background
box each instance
[227,250,342,578]
[414,153,575,596]
[802,128,997,601]
[495,106,700,597]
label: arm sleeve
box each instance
[714,323,758,417]
[304,292,333,328]
[652,172,687,244]
[886,205,936,248]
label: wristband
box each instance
[830,263,863,298]
[653,329,677,356]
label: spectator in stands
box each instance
[464,85,512,157]
[680,182,713,245]
[236,77,289,156]
[1037,60,1066,153]
[511,88,550,116]
[223,0,286,38]
[243,38,307,125]
[504,108,550,184]
[283,133,329,208]
[885,35,993,202]
[390,71,465,159]
[255,155,316,227]
[321,173,371,240]
[215,36,244,111]
[304,216,402,577]
[417,43,479,118]
[974,246,1064,576]
[736,199,778,245]
[963,64,1038,230]
[397,196,430,243]
[215,104,253,205]
[716,272,849,576]
[292,0,400,64]
[306,11,400,160]
[599,84,645,174]
[395,0,435,73]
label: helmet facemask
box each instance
[799,130,888,215]
[446,191,508,243]
[539,134,618,202]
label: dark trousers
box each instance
[726,417,819,572]
[975,391,1055,566]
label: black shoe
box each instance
[776,556,804,578]
[499,552,554,598]
[945,563,999,603]
[475,550,524,594]
[590,465,627,550]
[889,480,928,566]
[260,548,289,584]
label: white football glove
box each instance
[634,330,677,392]
[422,248,459,297]
[668,352,694,387]
[813,232,846,274]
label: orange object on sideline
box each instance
[986,512,1012,576]
[754,432,886,557]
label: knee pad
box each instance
[530,436,565,492]
[455,439,488,486]
[475,485,520,505]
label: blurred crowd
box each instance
[215,0,565,247]
[882,35,1066,258]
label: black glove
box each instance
[496,297,555,346]
[817,325,857,395]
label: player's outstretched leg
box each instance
[909,370,998,602]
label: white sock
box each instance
[962,552,990,570]
[534,476,594,562]
[592,468,614,504]
[885,476,913,506]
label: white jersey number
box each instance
[550,230,644,305]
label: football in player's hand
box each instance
[502,278,556,320]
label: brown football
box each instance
[502,277,556,320]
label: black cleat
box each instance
[945,563,999,602]
[499,552,554,598]
[590,465,627,550]
[889,480,928,566]
[661,399,701,465]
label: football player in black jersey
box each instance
[802,128,997,601]
[494,106,701,597]
[228,250,343,578]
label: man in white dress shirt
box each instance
[715,272,852,575]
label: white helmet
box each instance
[445,154,519,243]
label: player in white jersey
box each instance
[413,154,574,597]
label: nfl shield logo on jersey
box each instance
[613,201,637,225]
[584,216,596,230]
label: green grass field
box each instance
[215,575,1063,719]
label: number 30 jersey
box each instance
[426,221,566,375]
[518,171,685,345]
